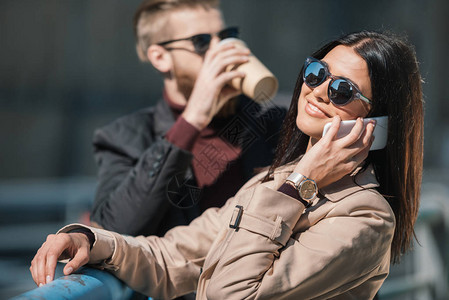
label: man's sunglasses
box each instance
[157,26,240,55]
[303,57,372,106]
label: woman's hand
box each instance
[29,232,91,287]
[293,116,376,188]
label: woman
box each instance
[30,31,423,299]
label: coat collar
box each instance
[153,99,176,137]
[271,162,380,203]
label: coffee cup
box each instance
[219,38,278,102]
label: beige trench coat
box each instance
[60,163,395,299]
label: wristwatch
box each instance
[285,172,317,203]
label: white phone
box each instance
[322,116,388,151]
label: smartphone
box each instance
[322,116,388,151]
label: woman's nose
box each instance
[312,79,331,103]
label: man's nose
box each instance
[210,35,220,47]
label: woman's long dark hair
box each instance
[264,31,424,263]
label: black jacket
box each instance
[90,97,286,236]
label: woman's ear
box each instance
[147,44,172,73]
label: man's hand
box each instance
[294,116,376,188]
[30,232,91,287]
[182,42,250,130]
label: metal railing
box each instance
[0,177,97,298]
[10,267,132,300]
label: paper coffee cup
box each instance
[219,38,278,102]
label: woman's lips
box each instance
[305,101,330,118]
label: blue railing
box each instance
[10,266,132,300]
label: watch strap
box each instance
[285,172,305,189]
[285,172,317,204]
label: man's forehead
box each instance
[166,7,224,38]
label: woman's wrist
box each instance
[284,172,318,204]
[67,228,95,249]
[292,165,315,184]
[278,183,310,207]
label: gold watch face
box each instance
[299,180,316,201]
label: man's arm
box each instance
[91,41,251,236]
[91,113,198,236]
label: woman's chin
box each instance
[296,121,323,139]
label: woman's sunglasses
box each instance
[158,27,240,55]
[303,57,372,106]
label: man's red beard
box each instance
[173,68,238,118]
[173,67,195,101]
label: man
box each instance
[90,0,285,238]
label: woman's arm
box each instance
[93,206,224,298]
[205,184,395,299]
[30,197,233,299]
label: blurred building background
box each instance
[0,0,448,299]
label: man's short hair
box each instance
[133,0,220,62]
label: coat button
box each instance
[155,152,164,160]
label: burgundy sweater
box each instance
[164,94,301,210]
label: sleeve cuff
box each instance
[247,185,305,229]
[58,223,116,266]
[66,228,95,249]
[165,116,200,151]
[278,183,300,200]
[228,185,305,246]
[278,183,309,207]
